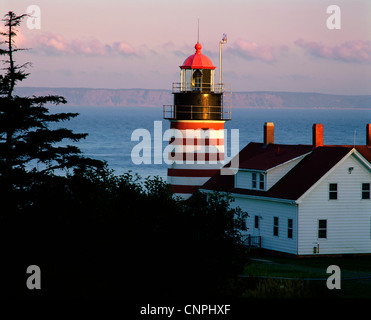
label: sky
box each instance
[2,0,371,94]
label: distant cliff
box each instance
[15,87,371,109]
[15,87,172,107]
[233,91,371,109]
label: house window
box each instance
[288,219,293,239]
[252,172,265,190]
[254,215,259,229]
[329,183,338,200]
[318,220,327,239]
[362,183,370,200]
[240,212,248,231]
[259,173,265,190]
[273,217,279,236]
[252,173,257,189]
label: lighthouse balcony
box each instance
[163,104,231,121]
[172,82,226,94]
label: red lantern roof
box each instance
[180,43,216,70]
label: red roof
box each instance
[180,43,216,70]
[202,143,371,201]
[237,143,313,171]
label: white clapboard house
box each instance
[201,123,371,256]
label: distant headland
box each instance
[15,87,371,109]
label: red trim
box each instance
[170,121,224,130]
[169,153,224,162]
[167,168,219,177]
[170,184,199,194]
[180,65,216,70]
[169,137,224,146]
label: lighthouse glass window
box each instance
[182,70,193,91]
[192,69,202,91]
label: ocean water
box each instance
[49,106,371,180]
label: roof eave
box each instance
[352,148,371,171]
[266,151,312,172]
[237,149,312,172]
[199,188,298,204]
[180,66,216,70]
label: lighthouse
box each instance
[163,41,231,199]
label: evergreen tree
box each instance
[0,11,102,211]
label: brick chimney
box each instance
[312,123,323,148]
[367,124,371,146]
[264,122,274,144]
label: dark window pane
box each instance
[273,217,279,236]
[259,174,265,190]
[318,220,327,239]
[318,229,327,239]
[252,173,257,189]
[319,220,327,229]
[329,184,337,200]
[288,228,293,239]
[288,219,293,228]
[362,183,370,199]
[274,227,278,236]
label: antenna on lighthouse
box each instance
[197,18,200,43]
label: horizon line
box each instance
[15,86,371,97]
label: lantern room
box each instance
[179,43,216,92]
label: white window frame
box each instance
[259,173,265,190]
[329,183,338,200]
[318,219,327,239]
[251,172,265,191]
[252,172,257,189]
[362,183,370,200]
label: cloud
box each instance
[32,33,137,57]
[227,38,283,63]
[295,38,371,63]
[161,41,175,50]
[112,41,137,55]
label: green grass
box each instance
[238,253,371,298]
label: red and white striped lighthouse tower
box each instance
[163,42,231,199]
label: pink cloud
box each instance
[35,33,71,53]
[32,33,137,57]
[112,41,137,55]
[295,38,371,63]
[227,38,280,63]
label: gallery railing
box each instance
[163,104,231,121]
